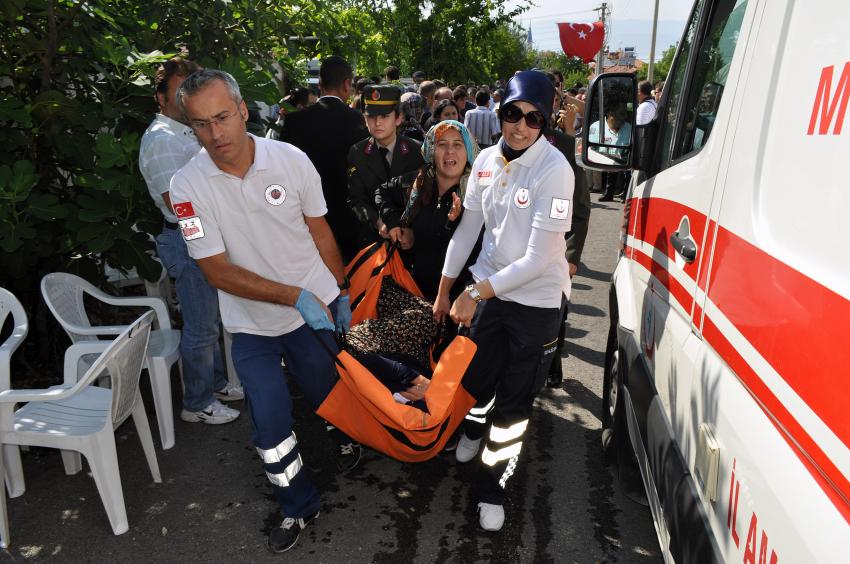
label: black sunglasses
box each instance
[500,104,546,129]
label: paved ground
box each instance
[3,194,661,563]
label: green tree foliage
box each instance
[532,51,593,87]
[0,0,363,298]
[342,0,532,83]
[636,42,678,82]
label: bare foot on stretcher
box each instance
[399,375,430,402]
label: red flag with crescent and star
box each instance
[557,22,605,63]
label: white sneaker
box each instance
[455,434,482,463]
[215,382,244,402]
[478,502,505,531]
[181,399,239,424]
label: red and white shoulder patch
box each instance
[173,202,195,219]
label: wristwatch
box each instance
[465,285,483,303]
[338,276,350,291]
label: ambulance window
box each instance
[658,0,705,166]
[676,0,748,157]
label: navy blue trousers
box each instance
[230,301,343,518]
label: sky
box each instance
[509,0,694,61]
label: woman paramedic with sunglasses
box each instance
[434,70,575,532]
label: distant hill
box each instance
[529,18,686,62]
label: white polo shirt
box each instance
[139,114,201,223]
[169,134,339,336]
[465,135,574,308]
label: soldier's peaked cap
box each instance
[362,85,402,116]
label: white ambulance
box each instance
[578,0,849,562]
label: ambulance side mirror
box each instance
[577,73,636,172]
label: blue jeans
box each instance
[156,226,227,411]
[231,300,345,518]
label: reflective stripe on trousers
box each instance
[480,418,529,488]
[464,395,496,424]
[257,432,305,488]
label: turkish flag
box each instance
[557,22,605,63]
[173,201,196,219]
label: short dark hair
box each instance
[654,80,665,93]
[319,56,353,90]
[285,87,313,107]
[452,86,467,101]
[567,88,579,96]
[384,65,400,80]
[638,80,653,97]
[475,91,490,106]
[355,78,371,93]
[155,57,201,100]
[433,99,456,120]
[549,69,564,84]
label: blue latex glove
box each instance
[335,294,352,334]
[295,289,334,331]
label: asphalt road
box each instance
[4,194,661,563]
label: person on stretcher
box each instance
[354,351,431,406]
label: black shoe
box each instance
[337,442,362,471]
[599,194,614,202]
[268,511,319,553]
[546,366,563,388]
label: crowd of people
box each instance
[138,54,596,554]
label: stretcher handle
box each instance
[306,325,345,368]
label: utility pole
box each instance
[593,2,608,79]
[647,0,660,83]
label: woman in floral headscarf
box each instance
[376,120,480,302]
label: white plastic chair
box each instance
[0,294,161,545]
[0,288,28,548]
[40,273,181,449]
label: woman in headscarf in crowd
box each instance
[375,120,480,302]
[400,92,427,142]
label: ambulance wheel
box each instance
[601,314,625,465]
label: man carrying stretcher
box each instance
[169,69,363,553]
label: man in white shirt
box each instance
[139,58,242,428]
[463,91,501,148]
[169,69,360,553]
[636,80,658,125]
[588,105,633,202]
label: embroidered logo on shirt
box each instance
[400,140,409,155]
[549,197,571,220]
[264,184,286,206]
[179,216,205,241]
[173,202,195,219]
[514,188,531,209]
[477,170,493,186]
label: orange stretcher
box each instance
[315,242,478,462]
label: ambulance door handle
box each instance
[670,231,697,262]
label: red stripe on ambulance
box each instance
[624,196,850,521]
